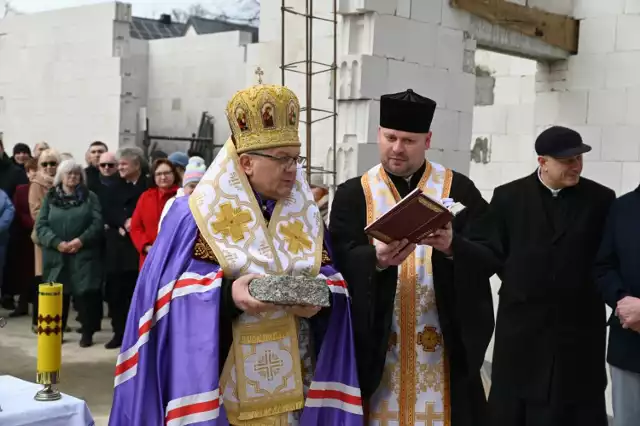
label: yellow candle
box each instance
[36,283,63,385]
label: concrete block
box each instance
[626,87,640,126]
[621,162,640,194]
[520,76,536,104]
[578,17,616,54]
[458,111,473,151]
[601,126,640,162]
[338,55,388,100]
[534,91,560,126]
[587,89,628,126]
[372,14,409,61]
[616,15,640,51]
[469,161,504,192]
[606,52,640,88]
[581,161,622,194]
[397,0,411,18]
[435,27,464,71]
[494,76,524,105]
[341,14,373,56]
[566,54,607,91]
[574,0,625,19]
[337,99,380,144]
[430,108,459,150]
[557,91,588,125]
[473,105,508,134]
[338,0,397,15]
[447,72,475,113]
[404,20,438,66]
[570,126,603,161]
[488,134,523,163]
[387,60,449,106]
[626,0,640,14]
[411,0,442,24]
[442,149,471,175]
[506,104,535,135]
[441,0,470,31]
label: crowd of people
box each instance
[0,140,209,348]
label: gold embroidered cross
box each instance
[370,401,399,426]
[415,402,446,426]
[211,202,252,242]
[255,67,264,84]
[254,350,283,381]
[280,221,312,254]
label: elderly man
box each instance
[100,147,148,349]
[480,126,615,426]
[330,89,496,426]
[109,82,362,426]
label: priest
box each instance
[109,82,363,426]
[329,89,498,426]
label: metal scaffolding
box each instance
[280,0,338,189]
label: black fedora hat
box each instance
[535,126,591,158]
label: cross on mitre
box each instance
[255,67,264,84]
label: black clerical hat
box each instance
[380,89,437,133]
[535,126,591,158]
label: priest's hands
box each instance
[375,239,416,269]
[232,274,276,314]
[617,296,640,332]
[419,222,453,256]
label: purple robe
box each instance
[109,197,363,426]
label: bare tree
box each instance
[172,1,260,25]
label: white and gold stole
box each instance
[362,162,453,426]
[189,139,324,425]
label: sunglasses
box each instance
[40,162,57,167]
[100,163,116,168]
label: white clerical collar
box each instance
[537,168,562,197]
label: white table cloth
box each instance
[0,375,95,426]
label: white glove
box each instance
[440,197,455,209]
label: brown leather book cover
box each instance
[364,188,454,244]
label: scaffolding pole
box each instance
[281,0,338,190]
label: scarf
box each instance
[50,184,88,209]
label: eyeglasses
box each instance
[99,163,116,168]
[40,162,57,167]
[248,153,306,169]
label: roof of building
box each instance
[130,15,258,42]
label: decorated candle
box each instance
[36,283,63,385]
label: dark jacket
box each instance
[594,186,640,374]
[36,186,104,295]
[97,176,148,274]
[480,172,615,403]
[0,153,27,200]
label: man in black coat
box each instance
[594,186,640,426]
[480,126,615,426]
[330,89,496,426]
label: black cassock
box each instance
[329,161,497,426]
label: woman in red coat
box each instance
[130,158,180,269]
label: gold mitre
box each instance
[225,80,301,154]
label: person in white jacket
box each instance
[158,156,206,231]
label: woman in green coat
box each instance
[36,159,103,348]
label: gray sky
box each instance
[3,0,246,20]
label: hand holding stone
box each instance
[232,274,276,314]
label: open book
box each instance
[364,187,466,244]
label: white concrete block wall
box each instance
[0,3,129,161]
[470,50,538,199]
[335,0,475,181]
